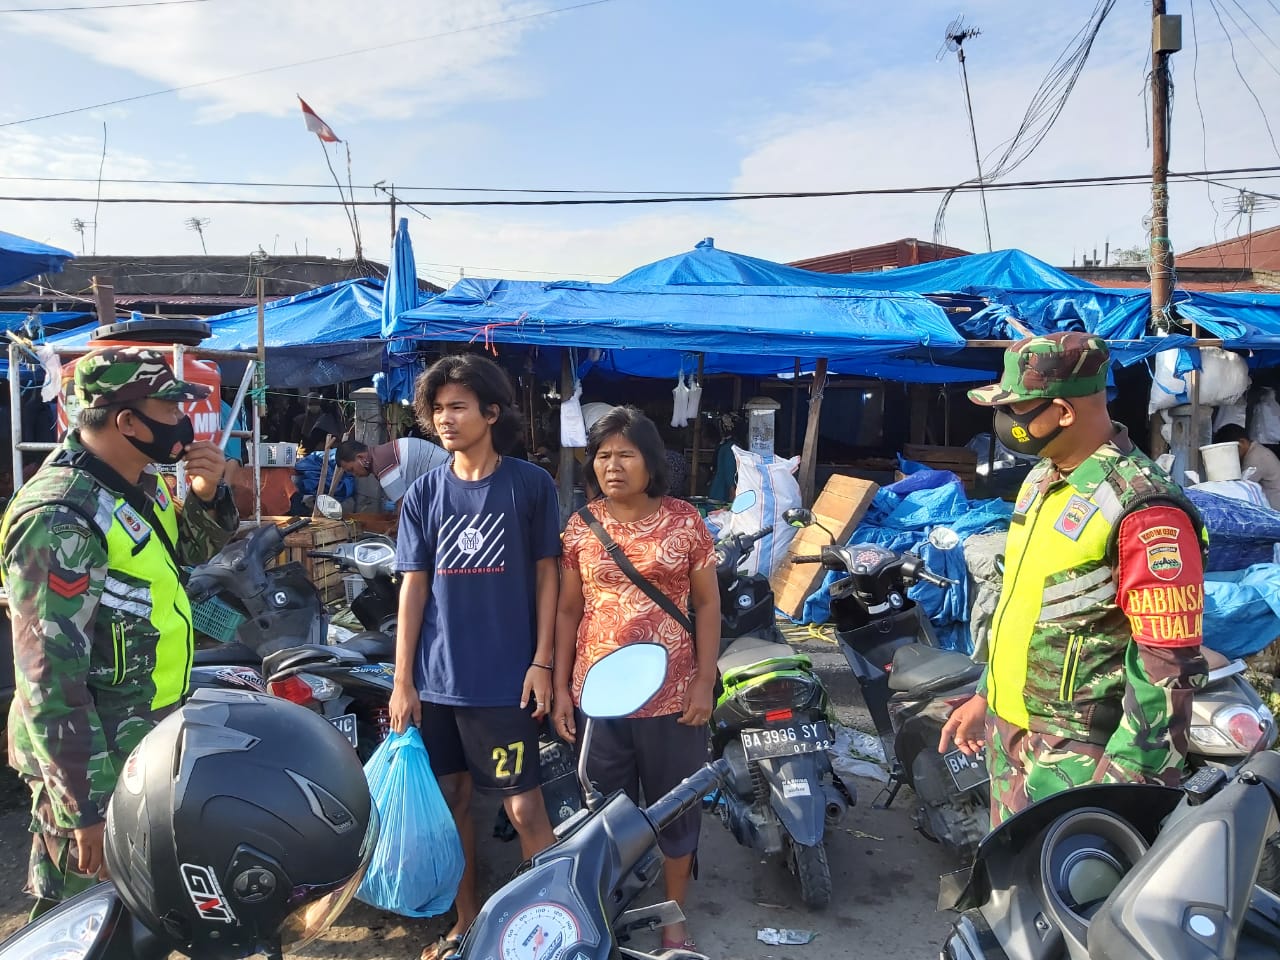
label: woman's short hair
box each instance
[413,354,523,454]
[583,405,668,499]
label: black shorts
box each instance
[580,711,709,859]
[420,701,541,796]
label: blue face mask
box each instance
[994,400,1063,456]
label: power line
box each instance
[0,0,209,10]
[0,0,616,128]
[3,165,1279,207]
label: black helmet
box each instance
[105,689,378,959]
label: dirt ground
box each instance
[0,640,961,958]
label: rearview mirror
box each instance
[784,508,814,528]
[315,494,343,520]
[579,643,668,719]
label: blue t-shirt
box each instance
[396,457,561,706]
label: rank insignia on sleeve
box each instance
[114,504,150,545]
[1053,494,1098,540]
[48,572,89,599]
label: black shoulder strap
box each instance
[576,505,693,633]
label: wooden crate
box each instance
[771,474,879,620]
[902,443,978,493]
[248,516,353,605]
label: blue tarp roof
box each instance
[0,230,74,289]
[396,276,969,379]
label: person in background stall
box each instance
[941,332,1208,827]
[1,348,238,917]
[292,391,344,453]
[336,436,450,510]
[1212,423,1280,510]
[552,405,719,954]
[389,353,559,960]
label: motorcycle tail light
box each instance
[765,708,794,723]
[740,676,816,713]
[268,673,339,705]
[1216,705,1266,752]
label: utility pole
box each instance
[1150,1,1179,331]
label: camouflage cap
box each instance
[968,331,1110,406]
[74,346,211,408]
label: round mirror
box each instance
[729,489,758,515]
[579,643,668,719]
[316,494,343,520]
[928,526,961,551]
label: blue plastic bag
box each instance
[356,728,464,917]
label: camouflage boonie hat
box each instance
[968,331,1110,406]
[75,346,211,408]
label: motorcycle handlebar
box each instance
[279,518,311,537]
[307,550,340,561]
[645,759,729,831]
[791,555,823,564]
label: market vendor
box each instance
[1212,423,1280,510]
[292,392,344,454]
[337,436,450,508]
[940,332,1208,827]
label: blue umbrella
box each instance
[380,217,421,338]
[0,229,74,289]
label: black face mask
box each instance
[123,408,194,465]
[994,399,1064,457]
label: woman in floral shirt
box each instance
[553,406,720,952]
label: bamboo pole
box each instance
[689,353,705,497]
[798,358,828,507]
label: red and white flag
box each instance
[297,96,340,143]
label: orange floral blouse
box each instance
[561,497,715,717]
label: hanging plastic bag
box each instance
[685,372,703,423]
[560,381,588,448]
[356,728,464,918]
[1214,400,1247,433]
[671,371,690,428]
[1252,388,1280,444]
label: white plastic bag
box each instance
[685,375,703,422]
[1214,400,1247,433]
[560,383,588,448]
[1149,347,1249,414]
[720,446,801,577]
[1253,388,1280,444]
[671,372,689,428]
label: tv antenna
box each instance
[938,16,992,252]
[70,217,91,255]
[185,216,211,255]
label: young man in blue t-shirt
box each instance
[391,354,560,959]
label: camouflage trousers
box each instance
[984,713,1110,830]
[26,829,100,919]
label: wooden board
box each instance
[247,516,353,605]
[902,444,978,493]
[771,474,879,620]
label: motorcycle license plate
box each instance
[943,746,988,792]
[740,721,832,762]
[330,714,358,749]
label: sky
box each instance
[2,0,1280,288]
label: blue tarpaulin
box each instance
[0,230,73,289]
[1203,566,1280,660]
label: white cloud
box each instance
[7,0,544,123]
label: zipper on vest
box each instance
[1059,634,1083,701]
[988,493,1048,715]
[111,622,126,685]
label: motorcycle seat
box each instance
[717,634,803,680]
[262,643,365,678]
[193,642,261,667]
[340,631,396,661]
[888,644,983,695]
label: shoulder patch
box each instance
[1054,494,1098,540]
[1014,485,1040,515]
[155,484,170,511]
[114,503,150,545]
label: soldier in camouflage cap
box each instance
[942,332,1208,828]
[1,345,238,916]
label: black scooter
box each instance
[707,525,843,909]
[941,747,1280,960]
[785,510,989,859]
[459,642,726,960]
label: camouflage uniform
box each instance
[970,333,1208,827]
[1,348,238,911]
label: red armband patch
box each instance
[1117,505,1205,647]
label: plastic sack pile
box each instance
[704,446,800,577]
[1203,565,1280,660]
[800,468,1013,652]
[1186,490,1280,572]
[356,728,465,917]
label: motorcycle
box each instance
[186,519,397,760]
[458,642,728,960]
[706,524,844,909]
[788,509,1279,865]
[940,746,1280,960]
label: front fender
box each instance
[756,754,827,847]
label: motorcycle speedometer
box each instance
[0,890,114,960]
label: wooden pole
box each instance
[689,353,705,497]
[557,352,576,526]
[1150,0,1175,333]
[798,358,828,507]
[790,358,801,455]
[91,275,115,326]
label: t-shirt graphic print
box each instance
[437,513,507,575]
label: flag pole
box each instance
[317,139,360,264]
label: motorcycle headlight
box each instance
[0,889,114,960]
[739,675,818,713]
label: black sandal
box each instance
[420,935,463,960]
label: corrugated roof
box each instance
[789,238,971,274]
[1178,225,1280,272]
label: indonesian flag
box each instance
[297,96,340,143]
